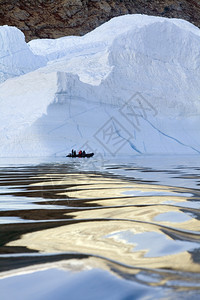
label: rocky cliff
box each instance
[0,0,200,41]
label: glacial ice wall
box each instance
[1,15,200,157]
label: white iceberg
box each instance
[1,15,200,157]
[0,25,46,83]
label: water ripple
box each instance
[0,161,200,298]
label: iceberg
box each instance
[0,25,47,83]
[1,14,200,157]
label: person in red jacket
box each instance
[79,150,82,156]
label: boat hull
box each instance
[66,153,94,158]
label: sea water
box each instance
[0,155,200,299]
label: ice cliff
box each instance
[1,15,200,157]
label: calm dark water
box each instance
[0,156,200,299]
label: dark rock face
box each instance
[0,0,200,41]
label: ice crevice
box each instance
[144,118,200,154]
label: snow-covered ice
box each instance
[1,15,200,157]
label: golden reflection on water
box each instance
[8,219,199,272]
[7,173,200,275]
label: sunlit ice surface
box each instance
[0,155,200,299]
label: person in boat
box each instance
[79,150,82,156]
[71,149,77,156]
[82,150,86,156]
